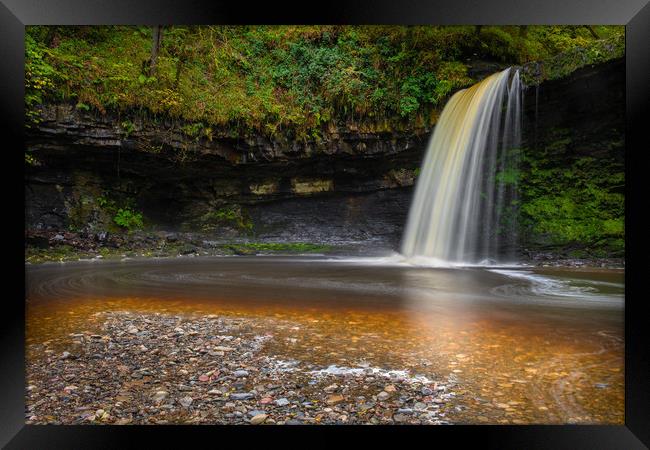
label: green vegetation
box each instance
[520,30,624,85]
[25,25,623,137]
[224,242,332,255]
[518,131,624,256]
[24,239,334,263]
[199,205,253,233]
[25,152,40,166]
[24,25,625,257]
[113,207,144,231]
[97,195,144,231]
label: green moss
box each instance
[224,242,332,254]
[200,205,253,233]
[518,131,624,256]
[25,25,624,139]
[25,244,82,263]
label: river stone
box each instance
[326,394,344,405]
[275,398,290,406]
[230,392,254,400]
[213,346,235,352]
[233,370,249,378]
[152,391,168,402]
[250,414,267,425]
[179,396,193,408]
[377,391,390,401]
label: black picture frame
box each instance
[3,1,649,448]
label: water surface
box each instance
[26,256,624,424]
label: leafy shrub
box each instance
[113,207,144,231]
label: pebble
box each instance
[179,396,193,408]
[230,392,254,400]
[152,391,168,402]
[326,394,344,405]
[377,391,390,401]
[275,398,290,406]
[233,370,249,378]
[213,346,235,352]
[250,414,267,425]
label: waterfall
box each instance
[401,68,523,264]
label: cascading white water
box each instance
[401,68,523,264]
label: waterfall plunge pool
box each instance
[26,256,623,425]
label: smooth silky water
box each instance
[26,257,624,424]
[402,68,522,263]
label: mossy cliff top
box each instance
[26,25,624,140]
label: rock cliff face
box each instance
[25,58,624,250]
[522,58,624,157]
[26,103,426,242]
